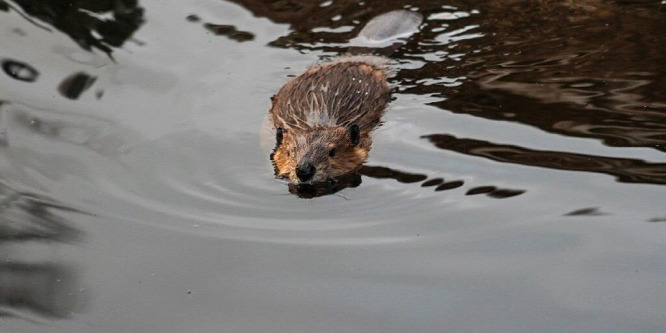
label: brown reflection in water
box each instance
[225,0,403,49]
[231,0,666,155]
[420,1,666,152]
[1,0,144,56]
[286,163,525,199]
[287,172,362,199]
[203,23,255,42]
[0,183,85,318]
[433,78,666,152]
[422,134,666,186]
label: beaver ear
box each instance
[348,124,360,146]
[276,127,284,146]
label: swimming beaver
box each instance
[270,55,391,185]
[265,10,423,193]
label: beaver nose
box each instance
[296,163,316,182]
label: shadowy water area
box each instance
[1,0,665,332]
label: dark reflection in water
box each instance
[565,207,608,217]
[203,23,255,42]
[58,72,97,100]
[421,178,443,187]
[486,189,526,199]
[288,164,526,199]
[287,165,427,198]
[1,0,144,55]
[465,186,525,199]
[434,180,464,192]
[0,183,84,318]
[1,59,38,82]
[423,134,666,186]
[288,173,362,199]
[466,186,495,195]
[417,1,666,152]
[435,78,666,152]
[226,0,424,49]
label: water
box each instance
[1,0,665,332]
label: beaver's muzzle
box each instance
[296,163,316,182]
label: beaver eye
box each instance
[329,148,336,157]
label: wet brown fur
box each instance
[270,56,391,184]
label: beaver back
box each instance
[270,59,391,132]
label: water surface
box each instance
[1,0,665,332]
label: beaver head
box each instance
[271,124,370,184]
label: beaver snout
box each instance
[296,163,316,182]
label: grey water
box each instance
[1,0,665,332]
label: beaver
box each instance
[265,10,423,193]
[269,55,392,185]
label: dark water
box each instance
[1,0,665,332]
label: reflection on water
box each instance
[287,172,362,199]
[359,165,427,184]
[436,76,666,152]
[203,23,255,42]
[422,134,666,185]
[0,183,84,318]
[1,0,144,55]
[286,163,528,199]
[1,59,38,82]
[424,0,666,152]
[433,179,464,191]
[58,72,97,100]
[0,263,80,319]
[565,207,608,217]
